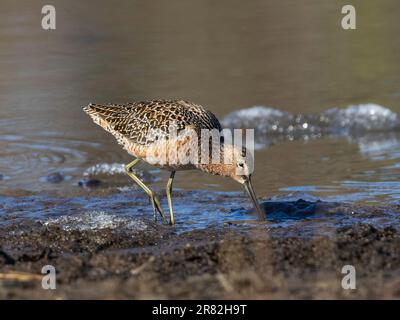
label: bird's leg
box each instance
[125,159,167,223]
[166,171,176,225]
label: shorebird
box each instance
[83,99,265,225]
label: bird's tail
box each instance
[82,103,128,118]
[82,103,130,133]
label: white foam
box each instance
[43,211,148,232]
[223,106,291,124]
[324,103,400,132]
[224,106,289,120]
[222,106,293,136]
[83,163,126,176]
[223,103,400,136]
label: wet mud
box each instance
[1,190,399,299]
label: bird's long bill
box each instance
[243,178,265,221]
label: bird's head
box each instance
[198,143,265,221]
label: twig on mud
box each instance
[0,272,43,282]
[216,272,234,292]
[130,256,155,275]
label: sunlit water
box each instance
[2,103,400,205]
[1,0,400,232]
[1,189,399,236]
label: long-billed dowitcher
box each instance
[83,99,265,225]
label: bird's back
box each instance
[83,99,222,162]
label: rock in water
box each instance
[45,172,64,184]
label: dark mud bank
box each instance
[1,216,399,299]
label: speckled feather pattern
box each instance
[83,99,224,169]
[83,99,221,144]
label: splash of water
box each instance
[222,103,400,147]
[43,210,148,231]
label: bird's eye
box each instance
[237,162,245,167]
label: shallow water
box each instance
[1,189,399,238]
[1,1,400,231]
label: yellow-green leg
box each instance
[125,159,167,223]
[166,171,176,225]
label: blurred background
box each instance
[1,0,400,203]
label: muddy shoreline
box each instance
[1,193,400,299]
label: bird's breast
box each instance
[126,134,199,171]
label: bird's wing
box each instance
[83,100,221,146]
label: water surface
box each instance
[1,0,400,208]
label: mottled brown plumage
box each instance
[83,99,264,225]
[83,99,221,145]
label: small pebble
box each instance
[78,179,102,188]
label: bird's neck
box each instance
[195,143,233,176]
